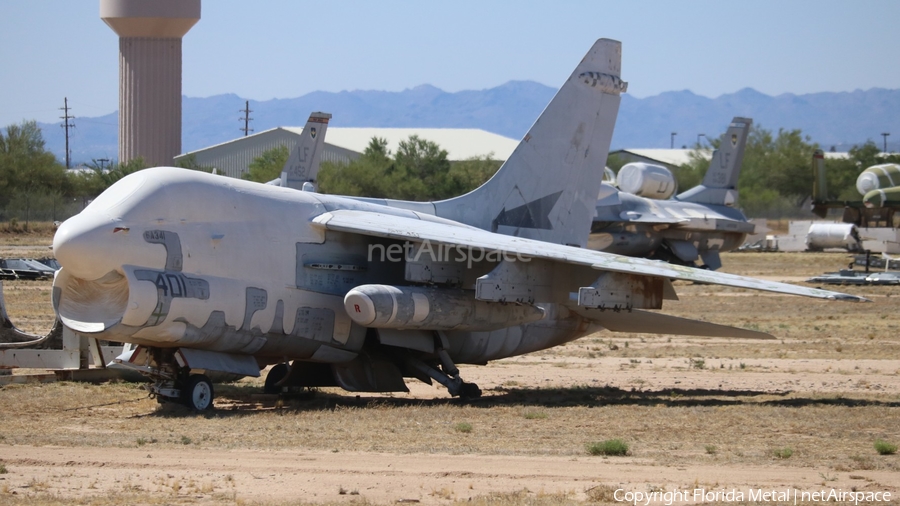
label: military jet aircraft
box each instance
[50,39,864,410]
[590,118,755,270]
[265,111,331,191]
[812,150,899,228]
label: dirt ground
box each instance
[1,240,899,505]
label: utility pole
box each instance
[882,132,890,153]
[670,132,677,149]
[697,133,706,146]
[60,97,75,169]
[239,100,253,136]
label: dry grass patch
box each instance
[3,380,899,473]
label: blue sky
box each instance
[1,0,898,127]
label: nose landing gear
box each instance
[116,346,217,411]
[181,374,214,411]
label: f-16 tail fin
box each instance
[676,117,752,206]
[279,112,332,190]
[432,38,626,247]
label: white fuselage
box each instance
[52,168,593,367]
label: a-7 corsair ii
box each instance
[51,39,864,410]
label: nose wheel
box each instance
[182,374,214,411]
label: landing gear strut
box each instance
[406,347,481,399]
[264,363,290,394]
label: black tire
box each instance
[460,382,482,400]
[264,363,290,394]
[182,374,214,411]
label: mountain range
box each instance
[35,83,900,164]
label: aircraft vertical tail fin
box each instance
[432,39,626,247]
[812,149,827,201]
[279,112,332,190]
[810,149,830,218]
[676,117,752,206]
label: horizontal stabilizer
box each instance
[580,308,774,339]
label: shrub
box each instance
[874,440,897,455]
[587,439,629,456]
[774,447,793,459]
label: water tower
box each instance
[100,0,201,167]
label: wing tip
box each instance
[826,293,872,303]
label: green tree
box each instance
[176,153,216,173]
[445,155,502,197]
[243,145,289,183]
[319,137,394,197]
[0,120,68,226]
[605,152,627,173]
[318,136,500,201]
[391,135,450,200]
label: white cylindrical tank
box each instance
[856,163,900,195]
[344,285,545,331]
[101,0,201,167]
[616,162,677,200]
[807,223,860,251]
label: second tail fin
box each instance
[279,112,332,190]
[676,117,752,206]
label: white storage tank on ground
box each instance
[807,223,861,251]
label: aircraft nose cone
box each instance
[53,215,122,281]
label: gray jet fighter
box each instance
[590,118,754,270]
[49,40,863,410]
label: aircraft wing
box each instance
[311,209,868,302]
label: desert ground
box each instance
[0,231,898,505]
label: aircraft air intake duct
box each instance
[344,284,545,331]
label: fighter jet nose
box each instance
[53,215,122,281]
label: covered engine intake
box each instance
[616,162,677,200]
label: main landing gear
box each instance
[264,363,290,394]
[406,347,482,399]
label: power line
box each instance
[239,100,253,136]
[59,97,76,169]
